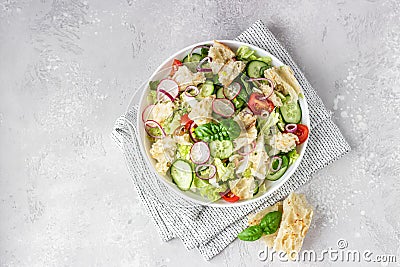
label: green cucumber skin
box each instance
[182,53,202,63]
[280,96,302,124]
[216,88,225,98]
[266,155,289,181]
[199,81,215,97]
[170,159,193,191]
[246,60,269,78]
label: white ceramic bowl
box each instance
[137,40,309,207]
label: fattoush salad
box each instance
[142,41,309,203]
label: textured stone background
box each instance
[1,0,399,266]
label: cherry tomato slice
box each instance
[180,114,193,131]
[220,190,240,203]
[293,124,309,145]
[170,59,183,76]
[248,93,274,115]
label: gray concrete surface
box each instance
[1,0,399,266]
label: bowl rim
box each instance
[136,40,309,207]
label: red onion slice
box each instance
[189,45,210,58]
[184,85,199,97]
[237,141,256,156]
[212,98,235,118]
[188,121,200,142]
[195,164,216,180]
[144,120,166,139]
[173,125,186,136]
[285,124,297,133]
[196,57,212,72]
[269,156,282,172]
[223,82,242,100]
[218,188,231,197]
[142,104,155,123]
[248,78,274,100]
[190,141,210,164]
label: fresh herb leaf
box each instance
[220,119,241,139]
[149,80,160,91]
[194,122,230,142]
[260,211,282,235]
[237,225,263,241]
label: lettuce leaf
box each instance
[287,149,300,165]
[176,144,191,161]
[214,158,235,182]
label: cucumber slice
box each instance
[280,96,302,124]
[170,159,193,191]
[199,80,214,98]
[209,140,233,159]
[182,53,202,63]
[276,109,286,132]
[216,88,225,98]
[246,60,269,78]
[266,155,289,181]
[259,66,269,77]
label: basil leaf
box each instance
[260,211,282,235]
[220,119,241,140]
[237,225,263,241]
[194,122,230,142]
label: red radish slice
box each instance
[190,141,210,164]
[188,121,200,142]
[223,82,242,100]
[237,141,256,156]
[195,164,216,180]
[185,85,199,97]
[212,98,235,118]
[144,120,166,139]
[142,104,155,123]
[157,78,179,102]
[158,89,174,102]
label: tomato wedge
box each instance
[248,93,274,115]
[170,59,183,76]
[291,124,309,145]
[220,190,240,203]
[180,114,193,131]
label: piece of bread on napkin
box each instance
[248,192,313,260]
[273,192,313,260]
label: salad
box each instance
[142,41,309,203]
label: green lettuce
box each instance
[287,149,300,165]
[176,144,191,161]
[236,46,272,69]
[214,158,235,182]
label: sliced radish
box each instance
[144,120,166,139]
[212,98,235,118]
[195,164,216,180]
[190,141,210,164]
[142,104,155,123]
[223,82,242,100]
[157,78,179,102]
[237,141,256,156]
